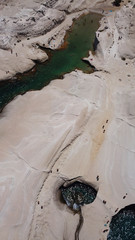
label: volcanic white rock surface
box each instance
[0,0,135,240]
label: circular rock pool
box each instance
[107,204,135,240]
[60,181,97,211]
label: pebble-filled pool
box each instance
[107,204,135,240]
[60,181,97,211]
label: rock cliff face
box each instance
[0,0,122,50]
[0,4,65,50]
[86,1,135,67]
[0,0,135,240]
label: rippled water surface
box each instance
[0,13,101,110]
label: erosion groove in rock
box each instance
[27,172,49,240]
[60,181,96,239]
[28,134,85,239]
[75,208,84,240]
[0,0,134,240]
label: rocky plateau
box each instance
[0,0,135,240]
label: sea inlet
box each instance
[0,12,101,111]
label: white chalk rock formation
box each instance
[85,0,135,71]
[0,0,128,81]
[0,0,135,240]
[0,66,135,240]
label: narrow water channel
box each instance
[0,13,101,111]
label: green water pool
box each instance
[107,205,135,240]
[0,12,101,111]
[60,181,97,211]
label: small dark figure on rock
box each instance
[96,175,99,181]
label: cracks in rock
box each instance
[94,74,101,78]
[116,117,135,128]
[60,176,83,186]
[75,208,84,240]
[28,130,73,238]
[28,173,49,240]
[47,128,72,169]
[53,86,99,109]
[60,182,85,239]
[63,90,83,100]
[60,180,97,239]
[109,137,135,154]
[59,132,82,154]
[42,0,59,9]
[51,112,79,117]
[66,92,99,109]
[12,151,51,173]
[52,86,82,101]
[102,70,110,74]
[105,116,135,153]
[28,129,83,239]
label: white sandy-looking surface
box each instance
[0,65,135,240]
[0,0,135,240]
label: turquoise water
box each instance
[0,13,101,111]
[107,205,135,240]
